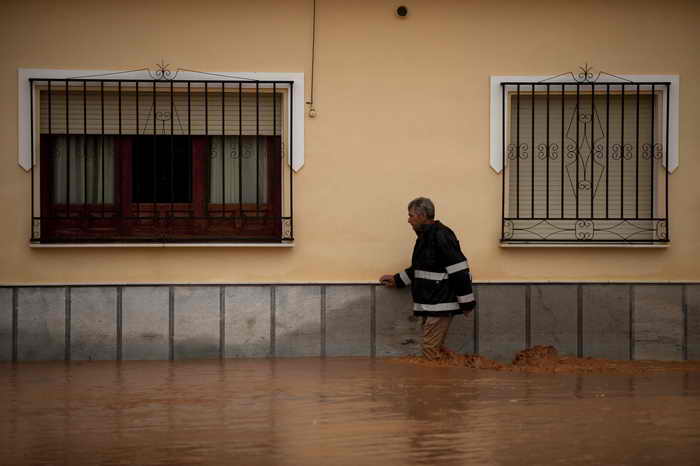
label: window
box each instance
[24,71,301,244]
[491,74,678,244]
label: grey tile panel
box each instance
[688,285,700,361]
[174,286,220,360]
[122,286,169,360]
[325,285,371,357]
[17,287,66,361]
[71,287,117,360]
[5,283,699,362]
[374,286,420,357]
[582,285,630,360]
[275,286,322,357]
[634,285,683,361]
[531,284,578,356]
[0,288,12,361]
[225,286,271,358]
[478,285,526,362]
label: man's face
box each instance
[407,209,428,232]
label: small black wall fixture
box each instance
[396,6,408,17]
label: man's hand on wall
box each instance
[379,275,396,287]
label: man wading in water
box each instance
[379,197,476,360]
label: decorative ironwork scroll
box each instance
[502,218,667,242]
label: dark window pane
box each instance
[133,136,191,203]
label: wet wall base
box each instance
[0,283,698,362]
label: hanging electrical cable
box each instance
[307,0,317,117]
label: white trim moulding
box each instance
[30,242,295,248]
[500,242,669,248]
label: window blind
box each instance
[507,92,659,219]
[39,86,283,136]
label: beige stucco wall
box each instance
[1,0,699,284]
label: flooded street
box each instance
[2,358,700,465]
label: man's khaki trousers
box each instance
[421,315,453,360]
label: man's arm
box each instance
[379,267,414,288]
[436,230,475,313]
[394,267,414,288]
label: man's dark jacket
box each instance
[394,221,476,317]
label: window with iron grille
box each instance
[27,73,297,244]
[492,71,676,244]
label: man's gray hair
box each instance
[408,197,435,219]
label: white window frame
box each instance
[18,68,304,248]
[490,74,678,247]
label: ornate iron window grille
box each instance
[29,64,294,243]
[500,65,670,243]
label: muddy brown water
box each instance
[2,358,700,465]
[402,345,700,374]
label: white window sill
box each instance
[500,242,669,248]
[30,242,294,248]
